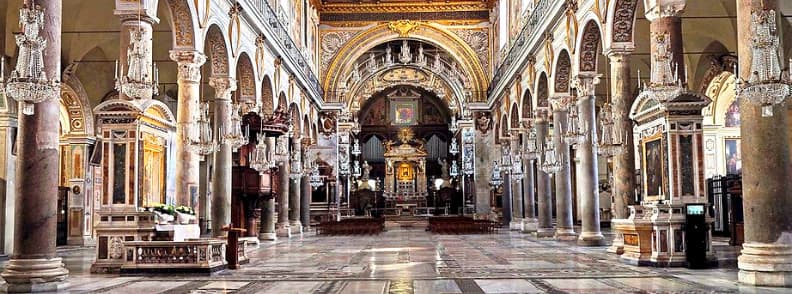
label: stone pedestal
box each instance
[210,77,236,237]
[738,241,792,287]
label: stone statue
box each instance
[362,161,372,180]
[439,158,449,179]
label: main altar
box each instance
[382,129,428,209]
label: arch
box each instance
[303,114,311,139]
[521,89,533,119]
[261,75,275,114]
[324,22,489,103]
[607,0,639,45]
[277,92,288,111]
[536,72,550,108]
[164,0,199,49]
[203,24,231,76]
[577,20,604,73]
[288,103,302,136]
[704,71,737,126]
[510,103,520,130]
[235,52,255,103]
[500,114,509,140]
[554,50,572,94]
[60,71,96,137]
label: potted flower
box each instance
[175,205,196,225]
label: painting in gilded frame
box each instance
[390,100,418,126]
[642,134,665,199]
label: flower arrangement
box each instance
[175,205,195,215]
[149,203,175,215]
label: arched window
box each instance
[724,100,740,128]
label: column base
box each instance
[521,218,538,233]
[577,231,606,246]
[259,233,277,241]
[608,235,625,255]
[289,222,304,235]
[535,228,555,238]
[1,257,69,293]
[276,223,292,238]
[509,219,523,231]
[554,228,578,241]
[738,241,792,287]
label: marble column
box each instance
[736,0,792,286]
[574,75,605,246]
[170,50,205,209]
[209,77,236,237]
[301,174,311,229]
[501,164,512,226]
[259,137,277,241]
[289,140,302,231]
[550,98,576,240]
[114,1,157,101]
[606,50,636,219]
[1,0,69,292]
[276,136,291,237]
[522,157,537,232]
[534,110,554,237]
[510,135,523,230]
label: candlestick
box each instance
[114,60,118,80]
[1,56,4,81]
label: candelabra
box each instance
[511,151,524,180]
[562,103,588,146]
[488,160,503,188]
[450,160,459,178]
[189,103,217,156]
[541,135,563,174]
[635,32,684,104]
[352,160,362,178]
[735,9,792,117]
[221,104,249,151]
[289,149,303,180]
[309,162,323,189]
[523,126,539,160]
[597,103,624,157]
[249,133,270,174]
[4,4,60,115]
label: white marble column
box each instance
[209,77,236,237]
[574,74,605,246]
[550,97,576,241]
[289,139,303,230]
[509,134,523,230]
[169,50,205,210]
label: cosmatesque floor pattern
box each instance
[0,224,786,293]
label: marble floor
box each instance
[0,223,786,293]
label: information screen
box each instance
[686,204,705,215]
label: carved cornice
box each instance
[317,1,489,14]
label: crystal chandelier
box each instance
[221,104,248,151]
[351,138,361,156]
[114,1,158,100]
[562,103,588,146]
[541,136,563,174]
[597,103,624,157]
[352,160,362,178]
[488,160,503,188]
[449,137,459,155]
[449,115,459,133]
[736,9,792,117]
[500,145,512,173]
[511,152,524,180]
[189,103,217,156]
[4,4,60,115]
[289,151,303,180]
[249,133,270,174]
[450,160,459,178]
[309,163,323,189]
[635,32,684,103]
[524,126,539,160]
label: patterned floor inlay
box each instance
[2,226,786,293]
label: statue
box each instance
[439,158,449,179]
[361,161,372,180]
[475,112,492,134]
[386,160,394,174]
[384,140,395,152]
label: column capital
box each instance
[572,73,602,97]
[534,108,551,122]
[549,95,575,112]
[604,46,635,59]
[170,50,206,83]
[115,0,160,24]
[644,0,686,22]
[209,76,237,100]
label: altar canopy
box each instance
[383,135,428,202]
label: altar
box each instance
[383,132,428,203]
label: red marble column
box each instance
[735,0,792,286]
[1,0,69,292]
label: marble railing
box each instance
[91,210,157,273]
[121,240,227,273]
[241,0,323,101]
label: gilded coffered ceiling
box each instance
[315,0,493,22]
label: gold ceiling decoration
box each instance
[315,0,490,13]
[388,20,420,37]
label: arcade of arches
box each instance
[0,0,791,292]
